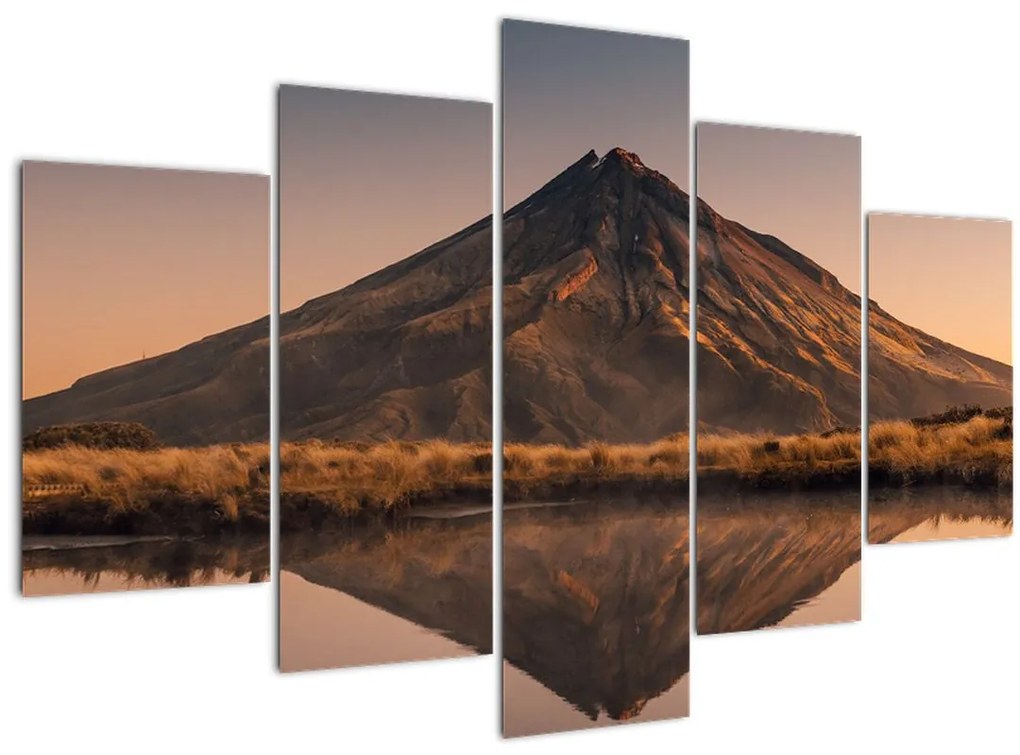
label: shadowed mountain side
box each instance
[696,493,861,634]
[22,317,269,446]
[281,216,494,442]
[280,516,493,654]
[503,502,689,722]
[868,486,1013,543]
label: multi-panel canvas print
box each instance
[695,124,862,633]
[21,162,270,596]
[867,213,1012,543]
[277,86,493,671]
[501,20,691,737]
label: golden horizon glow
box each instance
[22,162,269,400]
[869,213,1011,366]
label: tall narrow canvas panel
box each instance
[868,213,1012,543]
[695,124,862,634]
[21,162,270,596]
[277,86,493,671]
[501,20,691,737]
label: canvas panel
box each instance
[867,212,1012,544]
[21,161,270,596]
[501,19,691,737]
[694,123,863,634]
[277,85,494,671]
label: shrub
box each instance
[910,405,982,428]
[23,422,160,452]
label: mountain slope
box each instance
[504,148,693,443]
[23,148,1010,445]
[868,299,1012,421]
[279,215,493,442]
[23,318,269,446]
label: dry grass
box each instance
[698,430,860,473]
[869,415,1011,485]
[505,437,690,480]
[280,436,690,518]
[695,412,1010,487]
[22,443,270,535]
[281,439,492,513]
[23,443,269,505]
[36,407,997,528]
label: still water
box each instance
[279,511,493,673]
[502,499,690,738]
[697,490,863,635]
[22,536,269,596]
[870,486,1012,544]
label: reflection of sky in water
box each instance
[23,567,258,597]
[279,571,474,672]
[778,562,861,629]
[892,517,1011,544]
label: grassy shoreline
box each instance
[22,443,269,537]
[23,407,1011,531]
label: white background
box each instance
[2,1,1017,753]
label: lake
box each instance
[278,511,493,673]
[869,485,1012,544]
[502,499,690,737]
[697,490,862,635]
[22,536,269,596]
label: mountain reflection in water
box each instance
[502,499,690,736]
[697,490,862,635]
[279,513,493,672]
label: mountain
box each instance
[24,148,1011,445]
[697,191,1011,431]
[868,300,1012,421]
[279,217,493,442]
[22,318,269,446]
[503,148,693,443]
[503,144,1010,438]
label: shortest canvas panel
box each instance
[868,213,1013,543]
[21,161,270,596]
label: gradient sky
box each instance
[869,213,1011,365]
[503,20,690,205]
[22,162,268,399]
[280,86,492,311]
[697,123,861,294]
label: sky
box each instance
[22,162,268,399]
[279,85,492,311]
[869,213,1011,365]
[696,123,862,294]
[503,20,690,206]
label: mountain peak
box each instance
[602,147,645,170]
